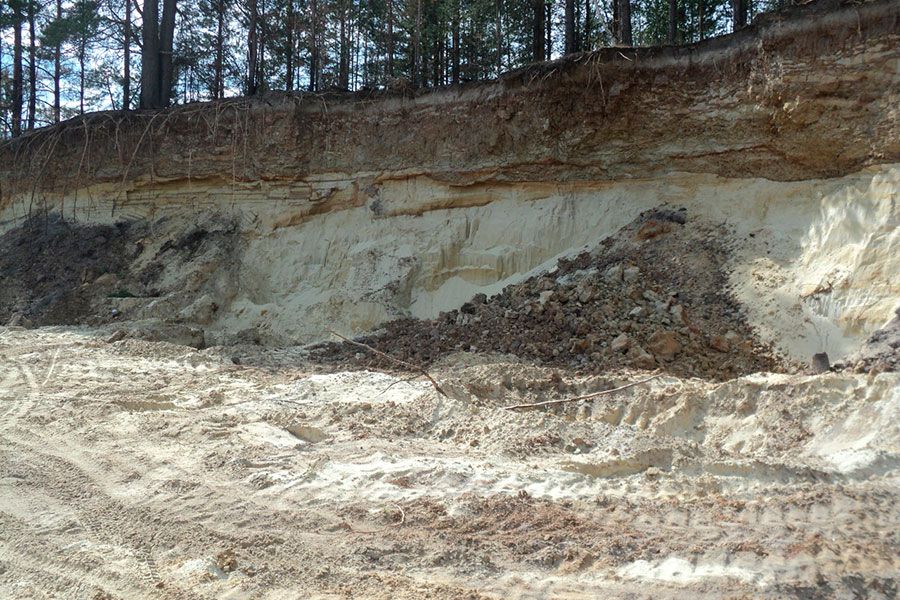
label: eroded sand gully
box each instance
[0,329,897,599]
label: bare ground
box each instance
[1,327,897,599]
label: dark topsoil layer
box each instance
[0,214,235,331]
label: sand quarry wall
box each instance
[0,0,897,360]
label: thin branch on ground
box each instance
[377,373,427,397]
[503,373,662,410]
[327,329,447,397]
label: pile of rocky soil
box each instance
[838,306,900,374]
[0,214,141,326]
[0,214,239,343]
[310,208,789,381]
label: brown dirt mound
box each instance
[0,214,239,337]
[310,208,789,380]
[0,214,140,326]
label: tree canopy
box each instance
[0,0,786,137]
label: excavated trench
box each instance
[0,1,898,598]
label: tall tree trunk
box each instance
[339,5,348,90]
[386,0,394,78]
[546,1,552,58]
[140,0,161,108]
[618,0,632,45]
[504,8,511,67]
[27,0,36,130]
[495,0,501,75]
[79,38,86,114]
[583,0,591,51]
[159,0,177,104]
[732,0,746,30]
[353,9,361,88]
[54,0,61,122]
[309,0,318,91]
[285,0,294,91]
[532,0,544,62]
[564,0,576,54]
[215,0,224,97]
[440,31,446,85]
[12,0,23,136]
[0,12,3,132]
[413,0,422,86]
[451,0,460,84]
[258,0,267,91]
[140,0,176,108]
[124,0,131,109]
[698,0,705,40]
[213,0,225,100]
[667,0,677,44]
[247,0,259,94]
[433,28,440,85]
[362,33,368,86]
[612,0,619,42]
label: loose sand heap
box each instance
[0,328,897,599]
[840,307,900,374]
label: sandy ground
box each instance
[1,326,898,599]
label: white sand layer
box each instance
[2,166,897,361]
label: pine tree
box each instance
[141,0,178,108]
[532,0,544,62]
[564,0,575,54]
[0,2,13,136]
[11,0,24,136]
[0,0,794,137]
[26,0,37,130]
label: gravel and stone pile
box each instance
[311,208,789,380]
[837,306,900,375]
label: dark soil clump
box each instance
[0,214,140,326]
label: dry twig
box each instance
[327,329,447,397]
[503,373,662,410]
[376,373,427,397]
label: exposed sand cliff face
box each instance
[223,167,896,361]
[0,0,897,362]
[5,167,897,362]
